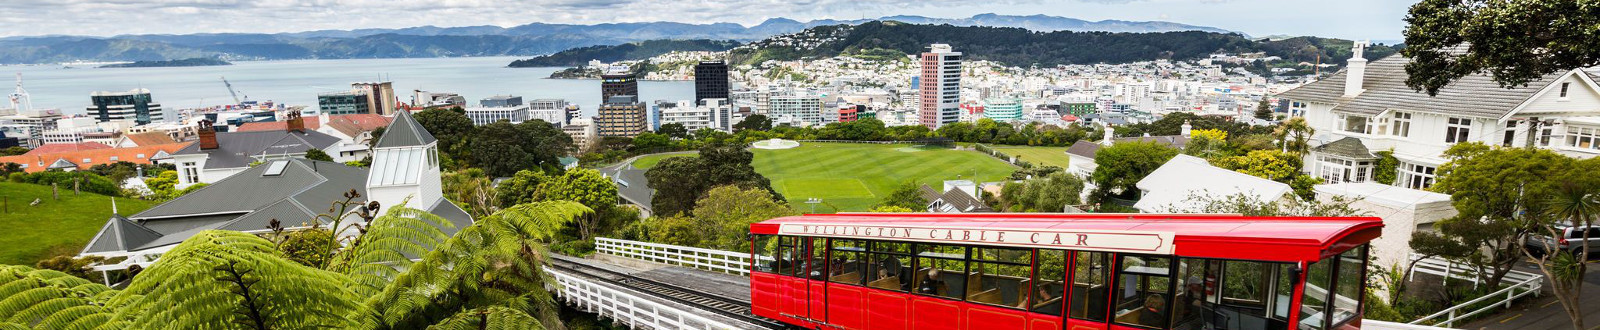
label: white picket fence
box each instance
[1405,253,1543,327]
[595,237,764,276]
[548,267,741,330]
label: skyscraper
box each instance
[601,72,638,101]
[596,95,647,137]
[694,61,730,103]
[351,82,397,115]
[88,89,164,125]
[919,44,962,129]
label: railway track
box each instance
[546,256,787,330]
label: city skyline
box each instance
[3,0,1413,41]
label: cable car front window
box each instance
[1299,259,1333,330]
[753,234,778,274]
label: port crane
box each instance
[220,76,247,104]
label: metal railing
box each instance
[595,237,761,276]
[1405,253,1543,327]
[548,267,741,330]
[1364,320,1460,330]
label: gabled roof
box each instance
[1313,137,1375,159]
[81,215,163,255]
[120,132,177,146]
[46,158,77,169]
[374,110,435,149]
[1,142,193,173]
[1277,52,1563,119]
[172,130,342,169]
[236,114,391,136]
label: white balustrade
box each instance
[595,237,765,276]
[548,267,742,330]
[1404,253,1543,327]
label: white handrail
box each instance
[1404,253,1544,327]
[595,237,765,276]
[547,267,742,329]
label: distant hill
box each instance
[508,39,741,67]
[726,21,1398,67]
[100,57,231,68]
[0,13,1236,64]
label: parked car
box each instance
[1524,225,1600,257]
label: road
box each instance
[1461,260,1600,330]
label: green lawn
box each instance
[752,143,1016,212]
[990,146,1073,169]
[631,153,692,169]
[0,182,157,265]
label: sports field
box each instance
[751,143,1016,212]
[988,146,1073,169]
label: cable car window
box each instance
[1113,255,1173,329]
[1070,251,1112,322]
[866,241,912,292]
[829,239,868,285]
[1330,245,1367,327]
[1031,249,1067,315]
[1222,260,1270,310]
[807,238,828,280]
[967,247,1032,309]
[753,234,779,274]
[914,244,968,300]
[776,236,802,277]
[1274,263,1294,320]
[1300,259,1333,330]
[1170,258,1207,329]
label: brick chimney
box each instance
[286,112,305,133]
[198,120,219,150]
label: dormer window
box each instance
[1560,82,1571,99]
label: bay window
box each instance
[1567,126,1600,150]
[1316,155,1372,184]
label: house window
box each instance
[1317,155,1372,184]
[1503,121,1518,147]
[1445,117,1472,143]
[1560,82,1571,98]
[1339,114,1373,134]
[1398,162,1437,190]
[137,153,146,159]
[1390,112,1411,137]
[181,162,200,184]
[109,156,118,162]
[1568,126,1600,150]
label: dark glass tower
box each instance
[694,61,730,103]
[601,73,638,101]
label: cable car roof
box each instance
[751,213,1382,263]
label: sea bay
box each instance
[2,56,694,118]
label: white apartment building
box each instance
[563,118,598,151]
[464,105,531,126]
[1280,42,1600,192]
[529,99,570,126]
[919,43,962,129]
[659,98,739,132]
[766,92,825,127]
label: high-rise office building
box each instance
[317,91,370,115]
[351,82,397,115]
[88,89,164,125]
[596,95,647,137]
[694,61,730,103]
[480,95,523,108]
[919,44,962,129]
[601,73,638,101]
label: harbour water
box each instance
[3,56,694,118]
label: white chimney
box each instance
[1101,123,1114,146]
[319,113,330,128]
[1343,40,1370,97]
[1181,120,1193,137]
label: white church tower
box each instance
[366,110,443,212]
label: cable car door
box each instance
[778,236,817,324]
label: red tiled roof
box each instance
[236,114,392,135]
[24,142,111,155]
[0,142,194,173]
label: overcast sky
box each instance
[1,0,1415,41]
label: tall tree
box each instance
[0,146,28,156]
[1421,142,1574,289]
[413,108,477,161]
[1274,117,1315,156]
[689,185,796,251]
[1005,172,1085,212]
[1401,0,1600,95]
[303,148,334,162]
[1254,97,1274,120]
[495,169,550,208]
[734,114,772,131]
[878,182,929,210]
[1090,141,1179,199]
[645,143,779,216]
[470,121,534,177]
[657,123,689,139]
[540,168,619,240]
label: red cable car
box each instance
[748,213,1382,330]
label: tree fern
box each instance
[325,198,454,298]
[360,201,588,329]
[106,230,370,329]
[0,265,114,330]
[425,306,543,330]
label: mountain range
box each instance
[0,14,1233,64]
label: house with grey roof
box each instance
[917,181,993,213]
[1278,42,1600,191]
[169,114,349,189]
[81,110,470,276]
